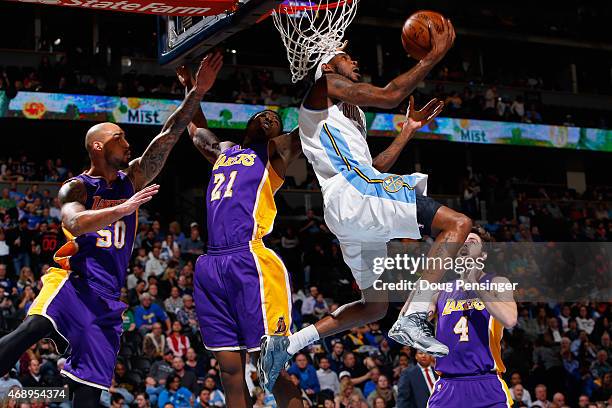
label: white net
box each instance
[271,0,360,83]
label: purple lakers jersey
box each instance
[435,273,506,376]
[55,172,137,295]
[206,143,283,248]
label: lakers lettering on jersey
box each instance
[435,274,506,376]
[206,143,283,248]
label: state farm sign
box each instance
[11,0,236,16]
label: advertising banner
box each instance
[7,0,234,16]
[2,91,611,152]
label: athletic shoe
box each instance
[258,335,292,393]
[388,311,449,357]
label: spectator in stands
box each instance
[577,306,595,335]
[316,356,339,395]
[146,245,166,281]
[287,353,320,399]
[9,218,33,272]
[164,287,184,314]
[0,373,22,396]
[127,265,146,291]
[176,294,198,334]
[366,374,396,408]
[143,322,166,360]
[149,350,175,387]
[592,372,612,402]
[172,356,197,394]
[129,280,147,306]
[328,340,345,373]
[147,284,164,309]
[510,96,525,121]
[510,384,528,407]
[157,374,192,408]
[203,376,225,407]
[591,350,611,379]
[134,293,170,335]
[531,384,551,407]
[134,392,151,408]
[301,286,319,323]
[396,351,436,408]
[181,223,204,262]
[19,359,45,388]
[195,388,211,408]
[184,348,207,380]
[114,362,138,394]
[335,380,366,408]
[167,321,190,358]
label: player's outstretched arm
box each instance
[127,53,223,190]
[59,180,159,237]
[269,128,301,178]
[466,272,518,329]
[372,96,443,173]
[176,59,235,165]
[326,19,454,109]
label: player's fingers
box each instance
[407,95,414,116]
[420,98,439,113]
[426,102,445,122]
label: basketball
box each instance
[401,10,446,60]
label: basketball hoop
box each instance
[270,0,359,83]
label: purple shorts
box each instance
[428,373,513,408]
[28,268,125,390]
[194,240,292,352]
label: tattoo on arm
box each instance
[192,127,224,164]
[58,179,86,206]
[130,88,205,189]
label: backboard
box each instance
[157,0,280,66]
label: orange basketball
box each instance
[401,10,445,60]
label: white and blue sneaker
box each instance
[388,312,449,357]
[257,335,292,393]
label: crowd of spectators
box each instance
[0,156,611,408]
[1,51,609,130]
[0,156,75,183]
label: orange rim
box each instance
[276,0,351,13]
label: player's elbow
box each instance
[502,312,518,329]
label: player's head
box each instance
[85,122,131,169]
[457,225,492,260]
[317,51,360,82]
[244,110,283,144]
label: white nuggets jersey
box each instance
[299,101,371,185]
[299,100,428,289]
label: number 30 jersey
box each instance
[54,172,137,296]
[206,143,283,249]
[434,273,506,376]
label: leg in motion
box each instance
[0,315,54,376]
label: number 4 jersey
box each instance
[434,273,506,376]
[54,172,137,295]
[206,144,283,248]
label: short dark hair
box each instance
[471,225,492,242]
[246,110,283,130]
[111,393,124,404]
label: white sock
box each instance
[404,279,435,316]
[286,325,319,355]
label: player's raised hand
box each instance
[403,95,444,132]
[117,184,160,216]
[424,17,455,64]
[194,51,224,96]
[176,65,193,88]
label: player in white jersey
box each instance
[259,18,474,394]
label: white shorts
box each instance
[321,168,429,289]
